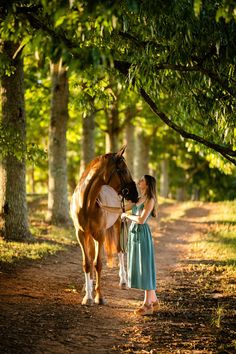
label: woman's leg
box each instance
[150,290,158,303]
[144,290,157,305]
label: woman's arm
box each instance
[121,198,154,224]
[97,199,135,214]
[124,200,135,211]
[97,199,122,214]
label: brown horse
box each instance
[70,146,138,305]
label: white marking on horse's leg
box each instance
[118,252,127,289]
[85,273,93,298]
[82,272,94,305]
[90,278,93,293]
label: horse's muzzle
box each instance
[123,182,138,203]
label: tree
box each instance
[79,93,95,177]
[47,60,71,225]
[20,0,235,164]
[112,0,236,164]
[0,41,32,241]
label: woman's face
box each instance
[137,176,147,192]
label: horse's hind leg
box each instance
[94,239,106,305]
[77,229,94,305]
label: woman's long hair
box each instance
[144,174,158,217]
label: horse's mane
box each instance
[80,153,113,182]
[77,153,114,211]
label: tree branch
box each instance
[114,59,236,163]
[139,87,236,165]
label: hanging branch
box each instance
[139,87,236,165]
[113,60,236,165]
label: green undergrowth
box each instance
[190,200,236,306]
[0,195,76,266]
[0,239,65,264]
[193,200,236,269]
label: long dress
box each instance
[127,203,156,290]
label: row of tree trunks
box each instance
[0,43,171,241]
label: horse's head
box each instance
[103,146,138,203]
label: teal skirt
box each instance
[127,222,156,290]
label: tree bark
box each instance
[124,120,135,176]
[105,105,119,153]
[160,159,169,198]
[47,60,71,225]
[176,187,186,201]
[0,41,32,241]
[134,128,150,180]
[79,96,95,177]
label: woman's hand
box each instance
[121,212,127,220]
[97,199,103,207]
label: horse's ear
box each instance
[116,145,126,158]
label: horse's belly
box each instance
[99,185,121,229]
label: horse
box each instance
[70,146,138,305]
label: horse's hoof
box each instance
[119,283,127,290]
[82,297,94,306]
[94,296,106,305]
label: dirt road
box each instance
[0,202,235,353]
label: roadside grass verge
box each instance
[0,195,76,267]
[193,200,236,269]
[185,200,236,349]
[190,200,236,319]
[0,239,65,264]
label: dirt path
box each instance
[0,202,235,353]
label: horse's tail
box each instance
[104,221,120,267]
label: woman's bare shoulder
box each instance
[144,197,155,208]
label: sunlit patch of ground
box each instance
[0,199,235,353]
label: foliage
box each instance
[0,0,235,200]
[0,194,76,265]
[96,0,236,164]
[0,237,65,264]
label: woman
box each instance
[98,175,159,316]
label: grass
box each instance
[0,239,65,264]
[211,304,224,328]
[190,200,236,308]
[194,201,236,268]
[0,195,77,266]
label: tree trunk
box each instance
[47,60,71,225]
[79,97,95,177]
[105,105,119,153]
[134,129,150,180]
[124,116,135,176]
[160,159,169,198]
[176,186,186,201]
[0,41,32,241]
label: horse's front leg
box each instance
[77,229,94,305]
[94,239,106,305]
[118,252,127,289]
